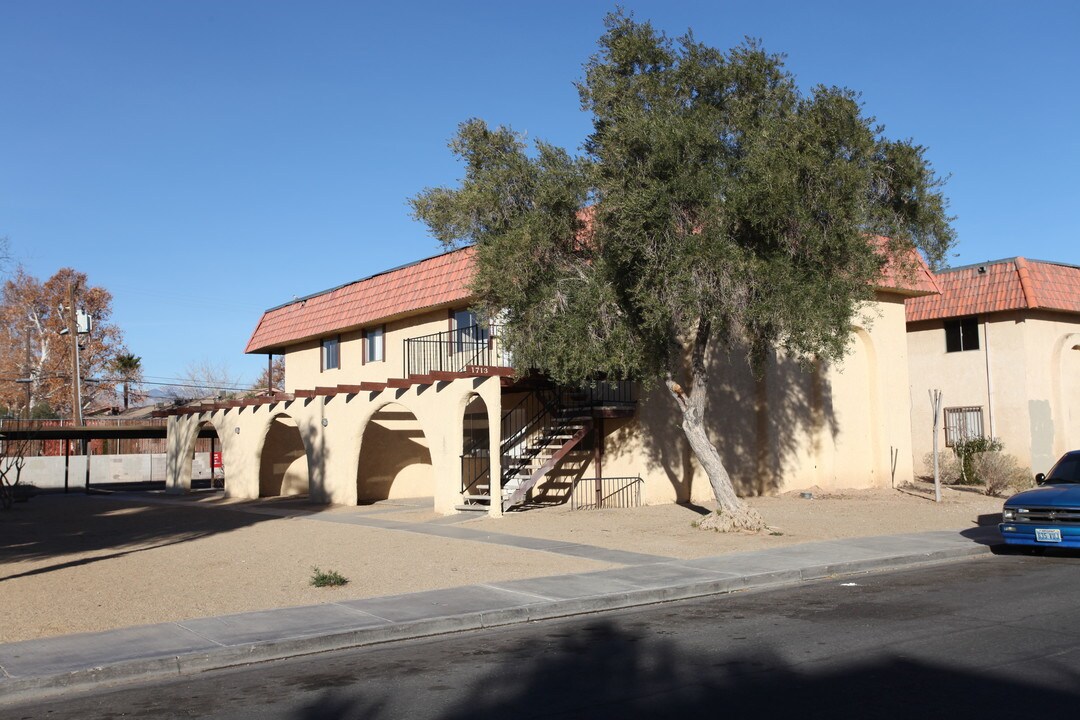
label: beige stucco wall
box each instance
[907,310,1080,475]
[356,405,434,501]
[165,375,504,515]
[174,294,916,513]
[283,307,458,391]
[541,294,915,503]
[259,415,309,497]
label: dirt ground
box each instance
[0,484,1004,643]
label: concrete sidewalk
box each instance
[0,525,1001,704]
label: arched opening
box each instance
[259,413,309,497]
[357,402,433,503]
[461,394,490,501]
[193,420,222,492]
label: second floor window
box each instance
[364,326,384,364]
[454,309,489,352]
[321,336,340,371]
[945,316,980,352]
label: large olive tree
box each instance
[412,12,954,531]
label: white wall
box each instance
[13,452,213,489]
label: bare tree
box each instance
[250,356,286,395]
[171,359,246,401]
[0,421,31,510]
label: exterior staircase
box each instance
[459,383,634,512]
[500,413,593,510]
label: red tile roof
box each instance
[906,257,1080,322]
[245,237,942,354]
[872,237,942,296]
[245,247,475,354]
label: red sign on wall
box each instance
[211,452,223,469]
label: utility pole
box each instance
[65,281,88,493]
[66,282,83,426]
[24,332,32,420]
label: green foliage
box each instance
[412,10,954,390]
[29,402,59,420]
[309,566,348,588]
[111,352,142,409]
[953,437,1004,484]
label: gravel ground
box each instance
[0,484,1004,643]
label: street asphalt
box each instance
[0,523,1003,706]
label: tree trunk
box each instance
[666,319,767,533]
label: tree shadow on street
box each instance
[290,617,1080,719]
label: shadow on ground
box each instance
[0,493,276,580]
[291,619,1080,720]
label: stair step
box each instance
[461,494,492,501]
[455,504,489,512]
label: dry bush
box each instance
[922,451,964,484]
[972,451,1034,497]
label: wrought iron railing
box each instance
[404,324,510,377]
[459,380,638,499]
[461,389,548,497]
[570,476,643,510]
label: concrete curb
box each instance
[0,540,995,705]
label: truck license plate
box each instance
[1035,528,1062,543]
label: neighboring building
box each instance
[906,257,1080,475]
[161,245,938,515]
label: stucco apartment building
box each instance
[906,257,1080,475]
[162,245,939,516]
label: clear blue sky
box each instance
[2,1,1077,389]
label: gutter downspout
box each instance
[984,316,995,440]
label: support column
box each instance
[164,414,197,494]
[486,392,503,518]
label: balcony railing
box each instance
[404,324,511,377]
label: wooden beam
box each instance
[431,371,470,381]
[336,384,364,393]
[358,382,386,392]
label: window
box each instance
[454,309,489,353]
[944,406,984,447]
[321,336,340,371]
[364,326,384,364]
[945,316,980,352]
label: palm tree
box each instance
[111,353,142,410]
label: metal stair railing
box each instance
[458,379,638,507]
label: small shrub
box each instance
[922,451,963,484]
[973,451,1034,497]
[310,566,348,588]
[953,437,1003,484]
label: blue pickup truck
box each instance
[1000,451,1080,548]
